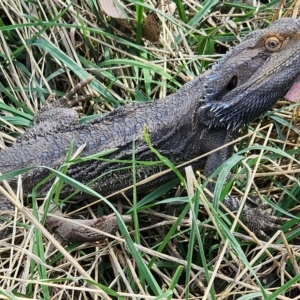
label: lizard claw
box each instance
[242,203,288,240]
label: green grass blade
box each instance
[174,0,187,23]
[135,0,144,45]
[32,39,118,104]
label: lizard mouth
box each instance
[284,80,300,102]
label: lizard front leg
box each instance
[223,197,285,240]
[202,128,285,240]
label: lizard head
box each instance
[198,17,300,129]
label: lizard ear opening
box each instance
[227,75,238,90]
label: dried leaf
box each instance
[99,0,160,42]
[98,0,125,19]
[142,12,160,42]
[115,18,137,30]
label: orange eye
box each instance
[265,36,282,51]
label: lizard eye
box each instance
[265,37,282,51]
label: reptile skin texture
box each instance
[0,17,300,241]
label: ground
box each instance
[0,1,300,299]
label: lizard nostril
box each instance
[227,75,238,90]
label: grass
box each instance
[0,0,300,299]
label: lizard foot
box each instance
[45,208,132,247]
[242,203,288,240]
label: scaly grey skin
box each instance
[1,17,300,241]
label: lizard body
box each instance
[1,17,300,241]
